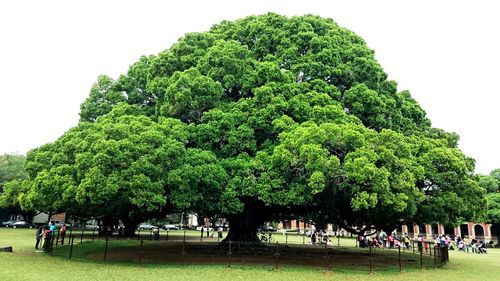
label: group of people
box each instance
[359,232,453,254]
[432,234,491,254]
[308,229,330,245]
[358,231,416,250]
[198,225,224,239]
[35,221,67,252]
[356,231,493,255]
[456,236,489,254]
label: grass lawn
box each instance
[1,228,499,281]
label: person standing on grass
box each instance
[153,226,160,240]
[417,234,423,253]
[60,224,67,245]
[42,226,52,252]
[403,233,410,249]
[35,225,43,249]
[49,221,57,245]
[463,236,470,253]
[380,231,387,248]
[218,225,223,239]
[49,221,57,235]
[434,236,441,247]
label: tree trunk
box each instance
[121,216,140,237]
[222,203,265,243]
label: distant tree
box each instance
[482,168,500,242]
[0,154,27,186]
[478,175,499,193]
[0,154,31,221]
[486,193,500,242]
[490,169,500,191]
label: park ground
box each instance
[1,228,499,281]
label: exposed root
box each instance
[212,240,274,255]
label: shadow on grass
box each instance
[50,239,436,274]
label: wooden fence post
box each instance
[139,239,144,265]
[69,235,74,260]
[369,244,373,274]
[420,249,423,270]
[227,240,232,268]
[103,236,109,262]
[433,246,437,268]
[182,233,186,266]
[398,246,402,272]
[324,242,329,270]
[274,241,279,270]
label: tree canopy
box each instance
[5,13,486,239]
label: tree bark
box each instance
[222,203,265,243]
[121,216,140,237]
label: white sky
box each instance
[0,0,499,174]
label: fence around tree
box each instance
[44,228,449,273]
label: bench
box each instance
[0,246,13,252]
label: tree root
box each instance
[211,240,274,255]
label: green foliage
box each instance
[0,153,27,188]
[79,75,127,122]
[17,13,484,234]
[491,168,500,180]
[160,68,223,122]
[0,154,28,217]
[117,55,157,116]
[23,104,188,223]
[486,193,500,223]
[484,168,500,234]
[478,175,499,193]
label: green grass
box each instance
[1,228,499,281]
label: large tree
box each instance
[11,14,485,240]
